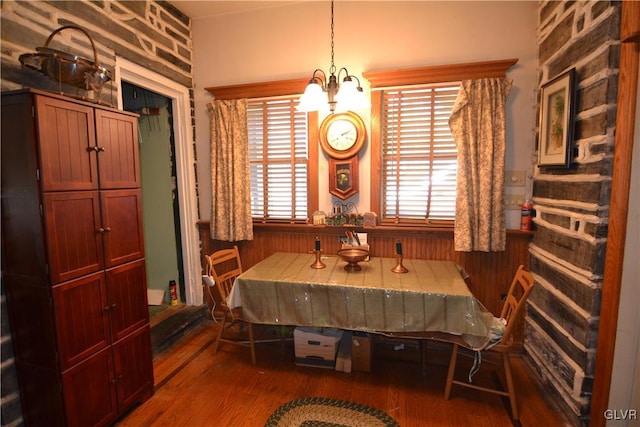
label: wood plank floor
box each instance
[116,320,572,427]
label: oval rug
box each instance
[264,397,400,427]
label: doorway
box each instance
[114,57,202,307]
[121,82,184,302]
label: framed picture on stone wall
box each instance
[538,68,576,168]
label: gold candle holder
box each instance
[310,250,326,269]
[391,255,408,273]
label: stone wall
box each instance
[0,1,193,424]
[527,1,620,426]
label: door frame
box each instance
[113,57,202,306]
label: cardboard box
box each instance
[335,331,353,373]
[351,332,372,372]
[373,336,421,363]
[294,327,343,369]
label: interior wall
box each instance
[528,2,621,426]
[191,1,538,228]
[138,108,181,294]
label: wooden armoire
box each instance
[1,88,154,426]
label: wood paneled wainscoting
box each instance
[197,222,532,344]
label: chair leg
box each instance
[444,343,459,400]
[248,322,256,365]
[502,353,518,420]
[213,312,227,355]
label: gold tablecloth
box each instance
[228,252,493,349]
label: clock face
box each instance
[327,120,357,151]
[318,111,366,160]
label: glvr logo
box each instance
[604,409,638,420]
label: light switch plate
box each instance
[505,193,525,210]
[505,170,526,187]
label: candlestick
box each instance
[310,248,326,269]
[315,236,321,251]
[396,239,403,256]
[391,255,408,273]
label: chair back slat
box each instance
[499,265,535,345]
[205,246,243,302]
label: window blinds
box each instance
[247,97,308,221]
[379,83,460,221]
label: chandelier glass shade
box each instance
[297,1,369,113]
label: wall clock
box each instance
[319,111,366,200]
[319,111,366,160]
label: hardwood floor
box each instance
[116,320,572,427]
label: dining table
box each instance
[227,252,495,350]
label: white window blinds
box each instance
[247,97,309,222]
[379,83,460,222]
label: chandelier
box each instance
[297,0,369,113]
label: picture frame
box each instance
[538,68,576,168]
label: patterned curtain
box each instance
[207,99,253,242]
[449,77,512,252]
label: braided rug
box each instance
[265,397,400,427]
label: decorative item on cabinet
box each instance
[363,212,378,227]
[325,201,363,226]
[1,88,154,426]
[18,25,114,105]
[312,211,326,225]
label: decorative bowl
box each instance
[19,26,112,92]
[337,248,370,271]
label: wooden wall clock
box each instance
[319,111,366,160]
[319,111,366,200]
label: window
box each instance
[365,59,517,227]
[205,78,322,225]
[378,83,459,222]
[247,96,310,222]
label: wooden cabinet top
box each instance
[1,88,139,118]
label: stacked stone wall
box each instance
[0,1,193,424]
[528,2,620,425]
[0,0,192,96]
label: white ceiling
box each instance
[168,1,303,20]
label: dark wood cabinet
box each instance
[1,89,153,426]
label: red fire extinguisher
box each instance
[520,199,534,231]
[169,280,178,306]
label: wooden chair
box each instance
[205,246,256,365]
[444,265,535,420]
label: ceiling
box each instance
[168,1,303,20]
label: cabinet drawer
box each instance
[95,109,141,189]
[113,325,154,410]
[107,260,149,341]
[101,189,145,267]
[53,273,110,370]
[35,95,99,192]
[44,191,104,283]
[62,346,118,427]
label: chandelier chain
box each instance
[330,0,336,74]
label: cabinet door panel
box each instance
[62,347,118,427]
[114,326,154,411]
[107,260,149,341]
[95,109,140,189]
[101,189,145,267]
[53,273,110,370]
[35,95,98,192]
[44,191,104,283]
